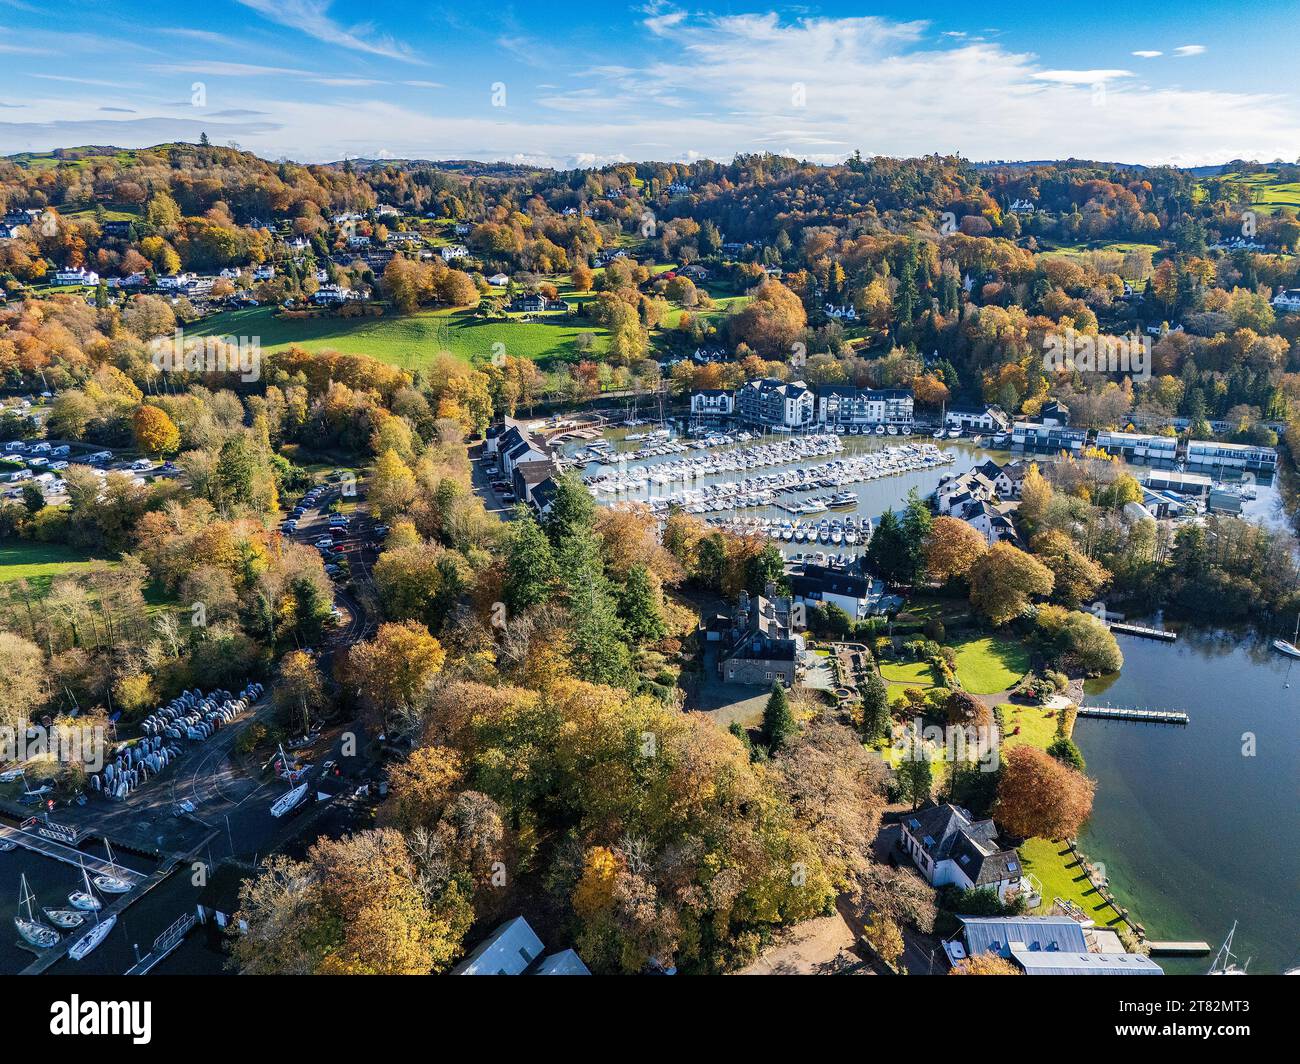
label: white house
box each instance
[1272,288,1300,313]
[823,303,857,321]
[690,389,735,418]
[487,273,510,287]
[1008,198,1036,215]
[945,406,1009,434]
[439,244,469,262]
[900,804,1029,902]
[53,267,99,286]
[252,265,276,281]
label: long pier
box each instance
[1107,622,1177,642]
[1076,706,1189,725]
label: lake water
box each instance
[1079,628,1300,974]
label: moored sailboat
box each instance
[15,874,59,949]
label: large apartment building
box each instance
[736,378,815,431]
[815,386,914,431]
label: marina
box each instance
[568,426,980,561]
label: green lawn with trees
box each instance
[190,304,610,370]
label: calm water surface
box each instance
[1079,629,1300,974]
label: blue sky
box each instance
[1,0,1298,166]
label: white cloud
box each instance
[1034,69,1134,84]
[1131,50,1162,58]
[234,0,420,63]
[1174,44,1207,57]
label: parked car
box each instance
[314,537,333,549]
[282,520,298,532]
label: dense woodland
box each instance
[2,143,1299,972]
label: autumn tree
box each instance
[383,745,464,831]
[1030,530,1110,609]
[925,516,988,584]
[969,542,1055,626]
[994,744,1095,840]
[132,404,181,456]
[273,649,327,734]
[729,279,807,357]
[347,620,446,733]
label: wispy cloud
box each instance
[1132,50,1162,59]
[1174,44,1207,57]
[234,0,421,63]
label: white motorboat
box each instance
[886,425,898,436]
[874,425,885,436]
[947,428,962,438]
[15,874,59,949]
[932,429,945,439]
[69,913,116,961]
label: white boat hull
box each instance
[68,890,101,911]
[15,916,59,949]
[1273,639,1300,659]
[271,782,309,818]
[69,914,116,960]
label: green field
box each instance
[1218,170,1300,215]
[950,635,1029,695]
[190,305,609,370]
[0,540,103,592]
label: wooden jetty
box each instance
[1107,622,1177,642]
[1076,706,1189,725]
[1148,940,1212,956]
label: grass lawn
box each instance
[1018,837,1121,923]
[950,635,1030,695]
[998,700,1062,751]
[0,540,103,592]
[879,660,938,687]
[190,305,609,370]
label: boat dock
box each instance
[1148,940,1212,956]
[1076,706,1189,725]
[1107,622,1177,641]
[0,822,148,885]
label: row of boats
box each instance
[588,433,846,491]
[698,512,874,547]
[12,842,133,960]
